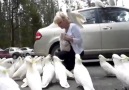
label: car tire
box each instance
[12,54,18,59]
[26,53,30,56]
[50,44,60,56]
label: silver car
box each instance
[20,47,35,56]
[5,47,24,59]
[34,6,129,58]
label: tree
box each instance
[0,0,58,48]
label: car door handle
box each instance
[103,26,112,30]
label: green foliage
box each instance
[0,0,58,48]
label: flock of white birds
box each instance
[99,54,129,90]
[0,54,95,90]
[1,52,129,90]
[1,53,129,90]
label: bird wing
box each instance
[67,10,85,28]
[107,0,115,6]
[0,78,20,90]
[94,0,105,8]
[74,65,94,89]
[101,62,116,75]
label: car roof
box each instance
[73,6,128,12]
[22,47,31,48]
[0,49,4,51]
[10,47,20,49]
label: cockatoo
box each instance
[25,56,42,90]
[0,58,14,68]
[98,54,116,76]
[107,0,115,6]
[53,55,70,88]
[34,56,44,75]
[41,54,55,88]
[120,54,129,71]
[94,0,105,8]
[121,54,129,62]
[8,57,23,78]
[73,54,95,90]
[0,66,20,90]
[66,9,86,28]
[12,60,26,80]
[112,54,129,89]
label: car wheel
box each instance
[12,54,18,59]
[50,44,60,56]
[26,53,30,56]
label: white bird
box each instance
[107,0,115,6]
[66,9,86,28]
[53,55,70,88]
[34,56,44,75]
[0,66,20,90]
[4,58,14,63]
[41,54,55,88]
[112,54,124,70]
[94,0,105,8]
[73,54,95,90]
[120,54,129,62]
[12,60,26,80]
[112,54,129,89]
[0,58,6,63]
[21,56,44,88]
[98,54,116,76]
[8,57,23,78]
[120,54,129,71]
[0,58,14,68]
[25,56,42,90]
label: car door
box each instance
[0,51,3,58]
[98,7,129,52]
[2,51,8,57]
[79,9,102,54]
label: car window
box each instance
[79,9,96,24]
[10,48,14,51]
[117,11,129,22]
[21,48,27,50]
[5,48,9,51]
[98,8,129,23]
